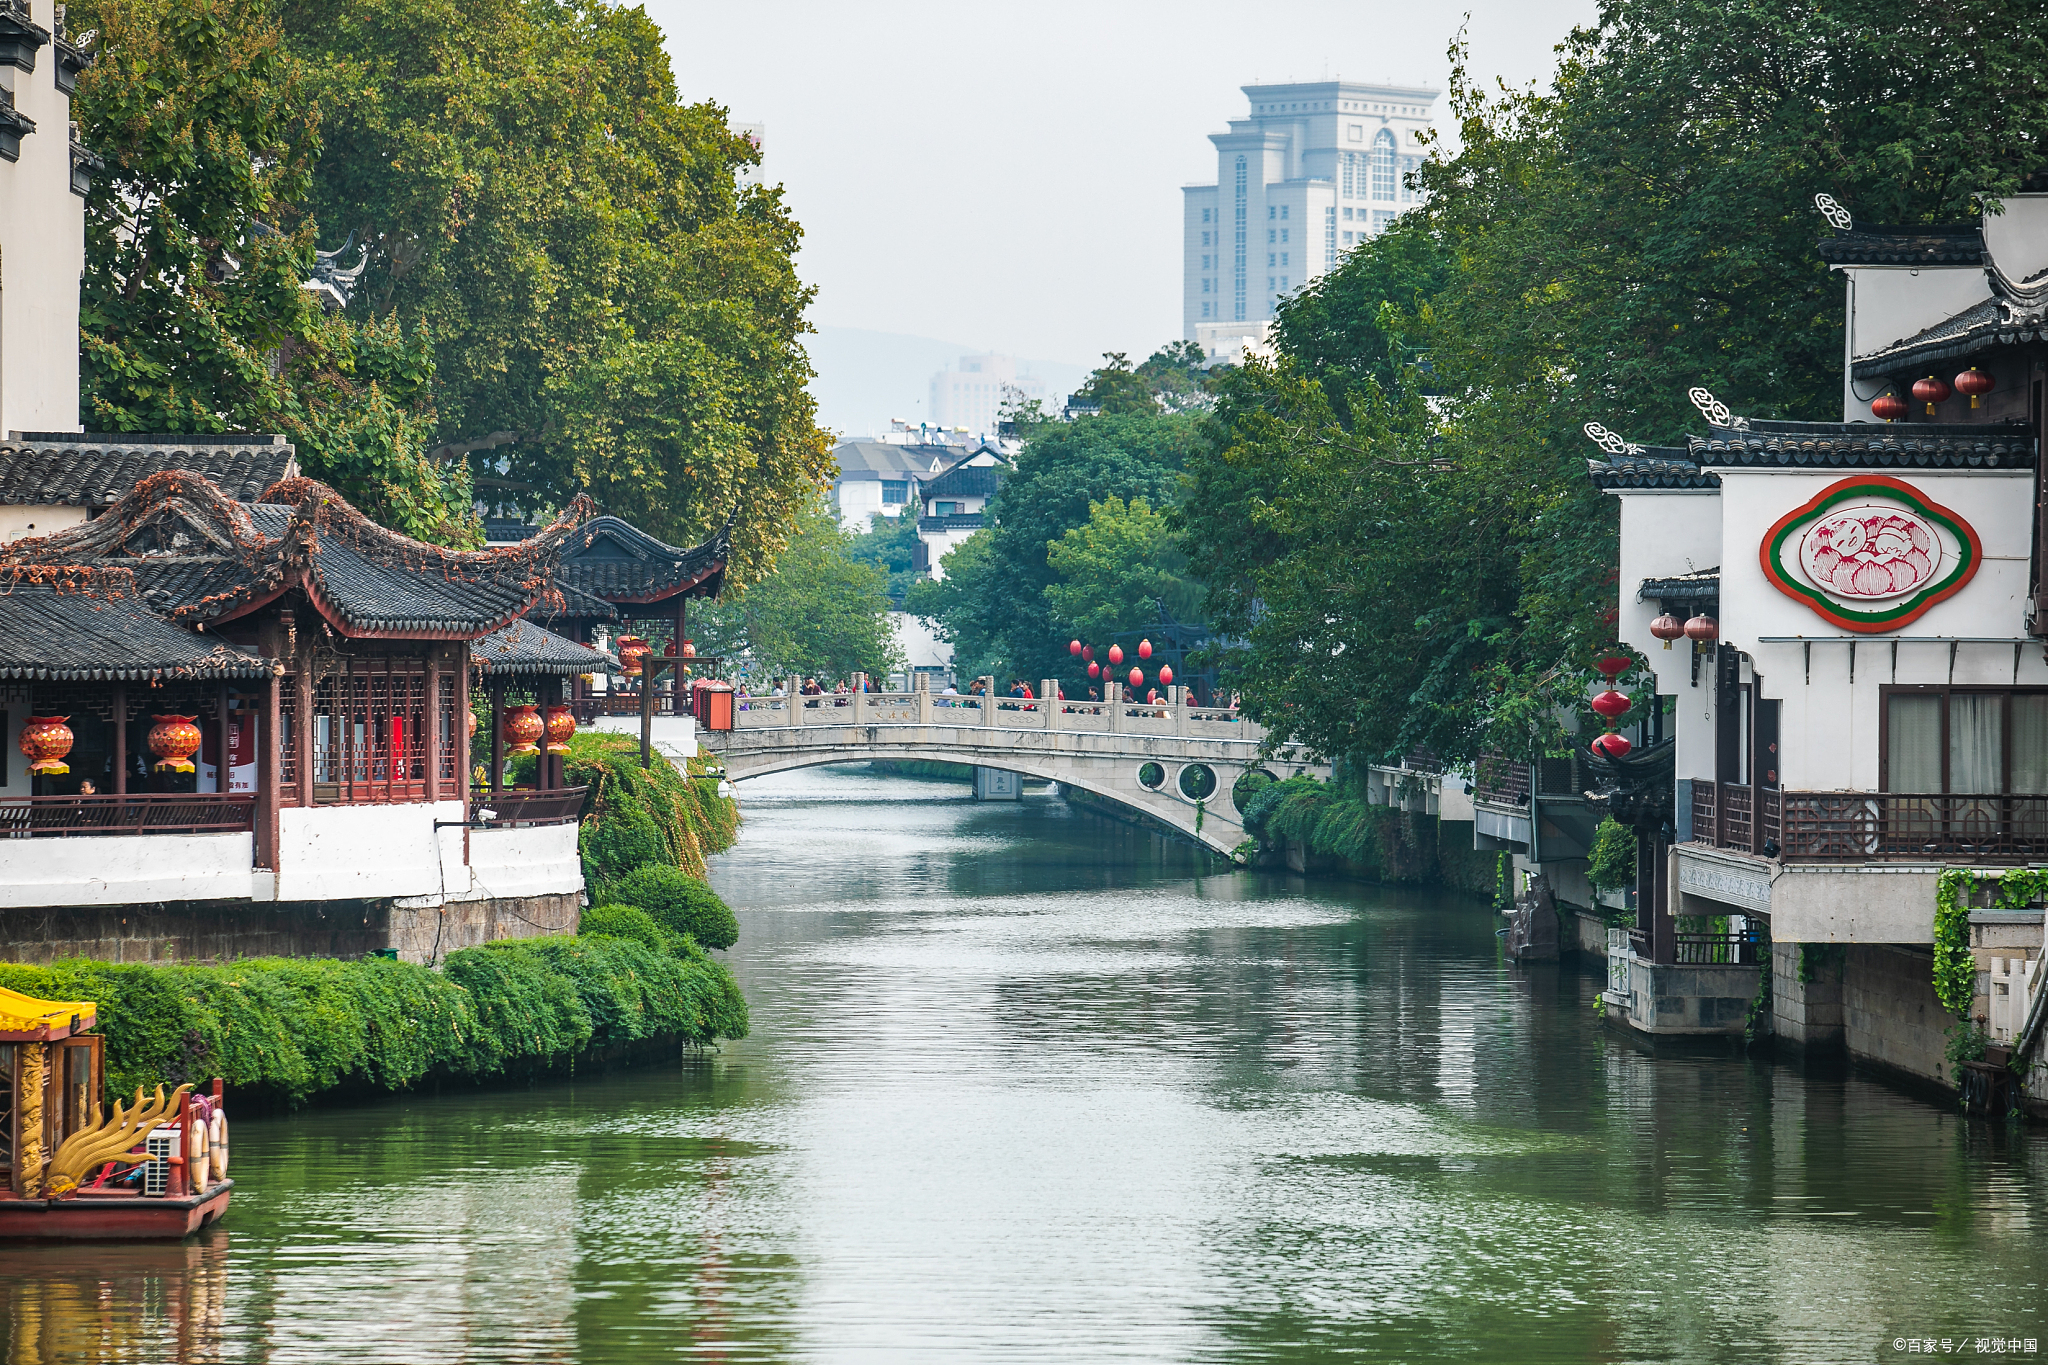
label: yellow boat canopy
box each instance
[0,986,97,1042]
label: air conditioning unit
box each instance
[144,1125,181,1196]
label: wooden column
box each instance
[675,596,688,717]
[424,658,441,805]
[457,655,472,805]
[216,681,230,796]
[541,676,558,790]
[260,669,281,869]
[490,682,504,792]
[640,663,656,769]
[295,658,314,809]
[111,684,126,796]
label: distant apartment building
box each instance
[1184,81,1437,361]
[929,354,1046,438]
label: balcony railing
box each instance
[1778,792,2048,864]
[470,786,587,828]
[0,794,256,838]
[1474,755,1531,808]
[1690,781,1781,856]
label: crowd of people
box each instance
[730,675,1239,714]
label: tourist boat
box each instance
[0,987,233,1240]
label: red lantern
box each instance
[503,705,544,756]
[1070,639,1082,656]
[1594,655,1629,678]
[466,709,478,739]
[617,636,650,677]
[1590,690,1631,720]
[1650,613,1685,648]
[1138,639,1152,660]
[148,715,202,774]
[1081,644,1093,661]
[18,715,73,775]
[1159,664,1175,686]
[1087,660,1100,678]
[544,704,575,755]
[1108,644,1124,665]
[1590,732,1634,760]
[1911,374,1951,414]
[1955,367,1994,408]
[1870,392,1909,423]
[1128,667,1143,689]
[681,639,697,658]
[1684,614,1718,643]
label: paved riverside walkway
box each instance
[698,679,1329,855]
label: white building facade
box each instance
[1182,81,1436,356]
[929,354,1045,439]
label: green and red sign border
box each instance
[1758,474,1981,633]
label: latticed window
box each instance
[280,682,300,802]
[438,677,461,788]
[1370,130,1397,200]
[311,659,430,801]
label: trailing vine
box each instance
[1933,868,1979,1017]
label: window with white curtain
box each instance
[1883,689,2048,792]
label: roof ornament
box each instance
[1687,386,1748,430]
[1814,193,1853,232]
[1582,422,1644,457]
[304,233,371,313]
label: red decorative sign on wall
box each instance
[1759,475,1981,632]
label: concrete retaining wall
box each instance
[1842,944,1949,1085]
[1771,943,1846,1055]
[0,893,580,966]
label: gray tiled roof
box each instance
[0,435,297,506]
[554,515,727,606]
[1816,225,1984,267]
[470,619,618,676]
[2,472,588,638]
[831,441,959,480]
[1850,264,2048,378]
[1586,447,1719,490]
[1639,570,1720,604]
[1686,420,2034,469]
[0,568,273,681]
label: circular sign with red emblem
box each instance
[1761,475,1980,632]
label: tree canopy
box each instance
[71,0,828,559]
[1175,0,2048,767]
[690,502,898,684]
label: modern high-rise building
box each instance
[928,354,1046,437]
[1183,81,1438,359]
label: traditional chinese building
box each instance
[1589,194,2048,1107]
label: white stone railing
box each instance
[724,676,1262,742]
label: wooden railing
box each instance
[1690,781,1781,856]
[0,794,256,838]
[470,786,588,828]
[1778,792,2048,864]
[570,690,683,722]
[1474,755,1531,808]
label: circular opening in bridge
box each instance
[1232,769,1277,815]
[1177,763,1218,802]
[1137,761,1166,790]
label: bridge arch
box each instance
[713,744,1269,855]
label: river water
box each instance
[3,768,2046,1363]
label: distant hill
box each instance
[805,326,1092,440]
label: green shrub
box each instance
[0,932,749,1108]
[561,731,740,881]
[605,865,739,949]
[580,903,674,955]
[1586,816,1638,894]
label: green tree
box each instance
[910,411,1203,690]
[693,502,898,683]
[1069,341,1217,415]
[844,499,924,603]
[1043,496,1200,646]
[281,0,831,580]
[1177,0,2048,766]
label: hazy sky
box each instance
[653,0,1598,367]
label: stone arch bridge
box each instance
[696,682,1329,855]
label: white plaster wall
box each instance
[1981,195,2048,283]
[0,833,255,908]
[889,610,953,678]
[1716,469,2042,792]
[0,0,85,436]
[275,800,465,901]
[589,713,697,766]
[1612,489,1721,697]
[0,505,87,543]
[463,823,583,901]
[1845,265,1990,360]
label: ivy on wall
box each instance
[1932,867,2048,1017]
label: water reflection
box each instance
[0,767,2042,1363]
